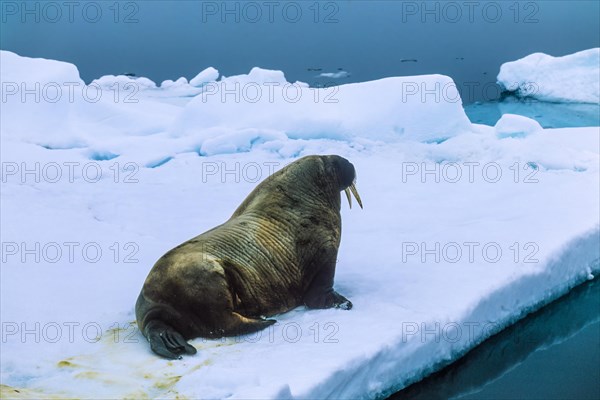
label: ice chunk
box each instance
[318,70,350,79]
[189,67,219,87]
[0,50,83,86]
[495,113,543,138]
[91,75,157,90]
[497,48,600,103]
[0,50,84,143]
[0,51,180,147]
[173,71,472,144]
[161,77,189,88]
[221,67,288,85]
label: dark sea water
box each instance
[391,277,600,400]
[1,0,599,103]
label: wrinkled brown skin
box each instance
[135,155,356,359]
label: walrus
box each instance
[135,155,363,359]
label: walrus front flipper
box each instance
[145,320,197,360]
[304,251,353,310]
[304,288,353,310]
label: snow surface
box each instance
[1,50,599,399]
[497,48,600,103]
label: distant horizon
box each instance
[2,0,599,103]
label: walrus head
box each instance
[289,155,363,210]
[323,155,363,209]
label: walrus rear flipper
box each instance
[144,320,197,360]
[227,312,277,336]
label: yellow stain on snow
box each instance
[9,322,225,399]
[56,358,79,368]
[0,384,70,400]
[152,374,182,390]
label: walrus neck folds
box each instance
[286,163,344,212]
[306,177,342,211]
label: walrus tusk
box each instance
[344,188,352,208]
[344,183,363,209]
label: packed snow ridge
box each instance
[1,49,599,399]
[497,48,600,103]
